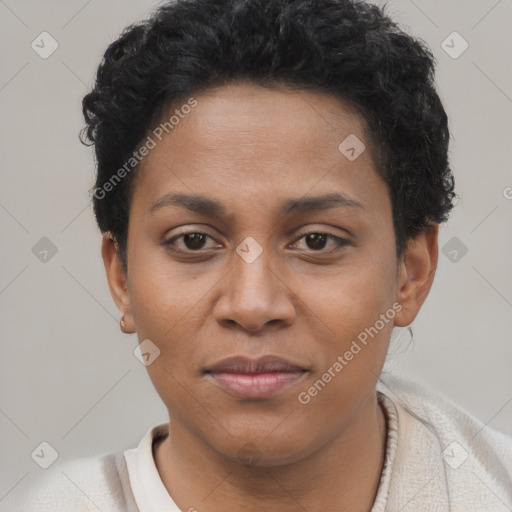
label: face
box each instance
[104,82,436,466]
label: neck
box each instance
[155,392,387,512]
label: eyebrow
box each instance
[149,191,364,216]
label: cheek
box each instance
[127,255,185,360]
[127,237,193,320]
[304,252,397,392]
[316,252,398,332]
[127,248,221,369]
[126,259,208,414]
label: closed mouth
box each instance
[204,356,309,399]
[204,355,307,375]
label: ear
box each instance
[101,233,135,333]
[394,224,439,327]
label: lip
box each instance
[204,355,308,399]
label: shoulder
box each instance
[378,374,512,510]
[1,451,138,512]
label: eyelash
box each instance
[163,230,350,255]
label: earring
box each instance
[105,231,120,250]
[120,314,135,334]
[120,314,127,333]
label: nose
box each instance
[213,244,296,333]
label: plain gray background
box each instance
[1,0,511,502]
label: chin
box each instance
[205,427,317,468]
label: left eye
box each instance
[292,232,349,252]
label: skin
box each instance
[102,82,438,511]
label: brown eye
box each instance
[294,232,349,253]
[164,232,219,253]
[304,233,328,250]
[181,233,208,250]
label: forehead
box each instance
[155,83,369,163]
[131,82,388,219]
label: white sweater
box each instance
[3,375,512,511]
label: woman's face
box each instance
[106,83,429,466]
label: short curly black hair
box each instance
[81,0,455,269]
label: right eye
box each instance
[163,231,222,253]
